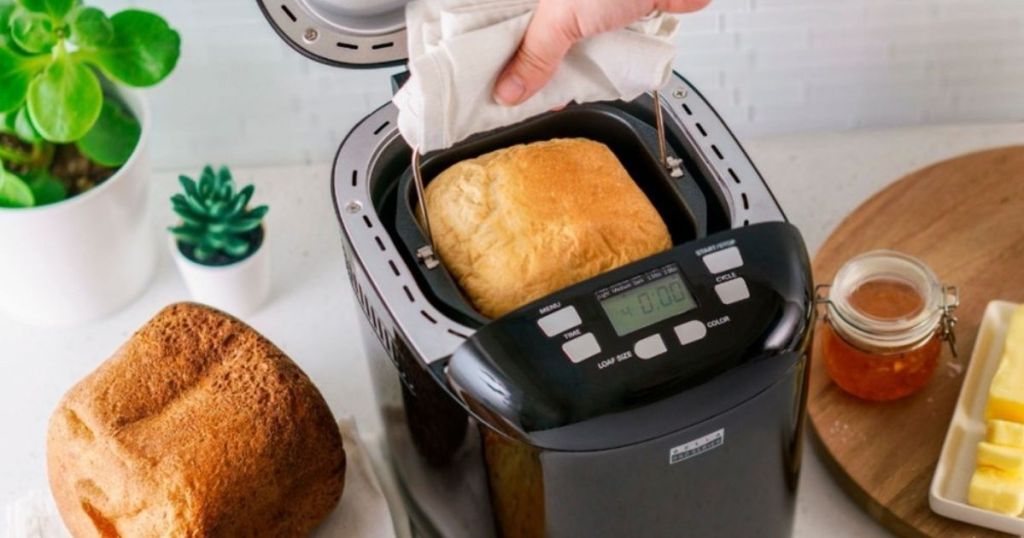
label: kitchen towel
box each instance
[312,417,398,538]
[4,418,397,538]
[394,0,679,153]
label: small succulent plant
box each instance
[170,165,268,265]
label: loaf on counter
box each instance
[47,303,345,537]
[422,138,672,319]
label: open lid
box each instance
[256,0,409,68]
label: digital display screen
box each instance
[596,265,697,336]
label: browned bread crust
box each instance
[423,138,672,318]
[47,303,345,537]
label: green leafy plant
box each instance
[0,156,64,207]
[0,0,179,208]
[170,166,269,266]
[0,158,32,207]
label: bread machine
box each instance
[257,1,815,536]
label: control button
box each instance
[634,334,668,360]
[675,320,707,346]
[538,306,582,337]
[715,278,750,305]
[563,333,600,363]
[703,247,744,274]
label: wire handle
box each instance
[652,89,684,178]
[411,148,440,269]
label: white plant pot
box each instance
[170,229,271,318]
[0,90,155,326]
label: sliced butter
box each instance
[968,466,1024,516]
[986,306,1024,423]
[987,419,1024,449]
[977,442,1024,474]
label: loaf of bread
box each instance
[423,138,672,318]
[47,303,345,537]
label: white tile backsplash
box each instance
[89,0,1024,170]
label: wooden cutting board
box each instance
[809,146,1024,537]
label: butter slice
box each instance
[988,419,1024,449]
[968,467,1024,516]
[977,442,1024,474]
[986,306,1024,423]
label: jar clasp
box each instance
[940,285,960,359]
[814,284,832,304]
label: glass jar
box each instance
[819,250,959,401]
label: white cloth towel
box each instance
[4,418,396,538]
[393,0,680,153]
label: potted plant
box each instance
[169,165,271,317]
[0,0,179,325]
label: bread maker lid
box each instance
[255,0,409,67]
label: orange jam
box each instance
[823,278,941,401]
[847,278,924,319]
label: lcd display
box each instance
[598,270,697,336]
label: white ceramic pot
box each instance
[0,90,155,326]
[170,228,271,318]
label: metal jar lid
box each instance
[255,0,409,68]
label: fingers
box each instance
[493,2,579,106]
[657,0,713,13]
[492,0,712,106]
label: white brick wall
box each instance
[92,0,1024,170]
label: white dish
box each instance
[930,300,1024,535]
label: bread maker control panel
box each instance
[545,250,746,365]
[447,221,813,444]
[533,242,755,368]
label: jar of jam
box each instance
[819,250,959,401]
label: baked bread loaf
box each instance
[47,303,345,537]
[423,138,672,318]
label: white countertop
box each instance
[3,122,1023,537]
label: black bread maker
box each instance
[257,1,815,536]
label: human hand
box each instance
[493,0,711,106]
